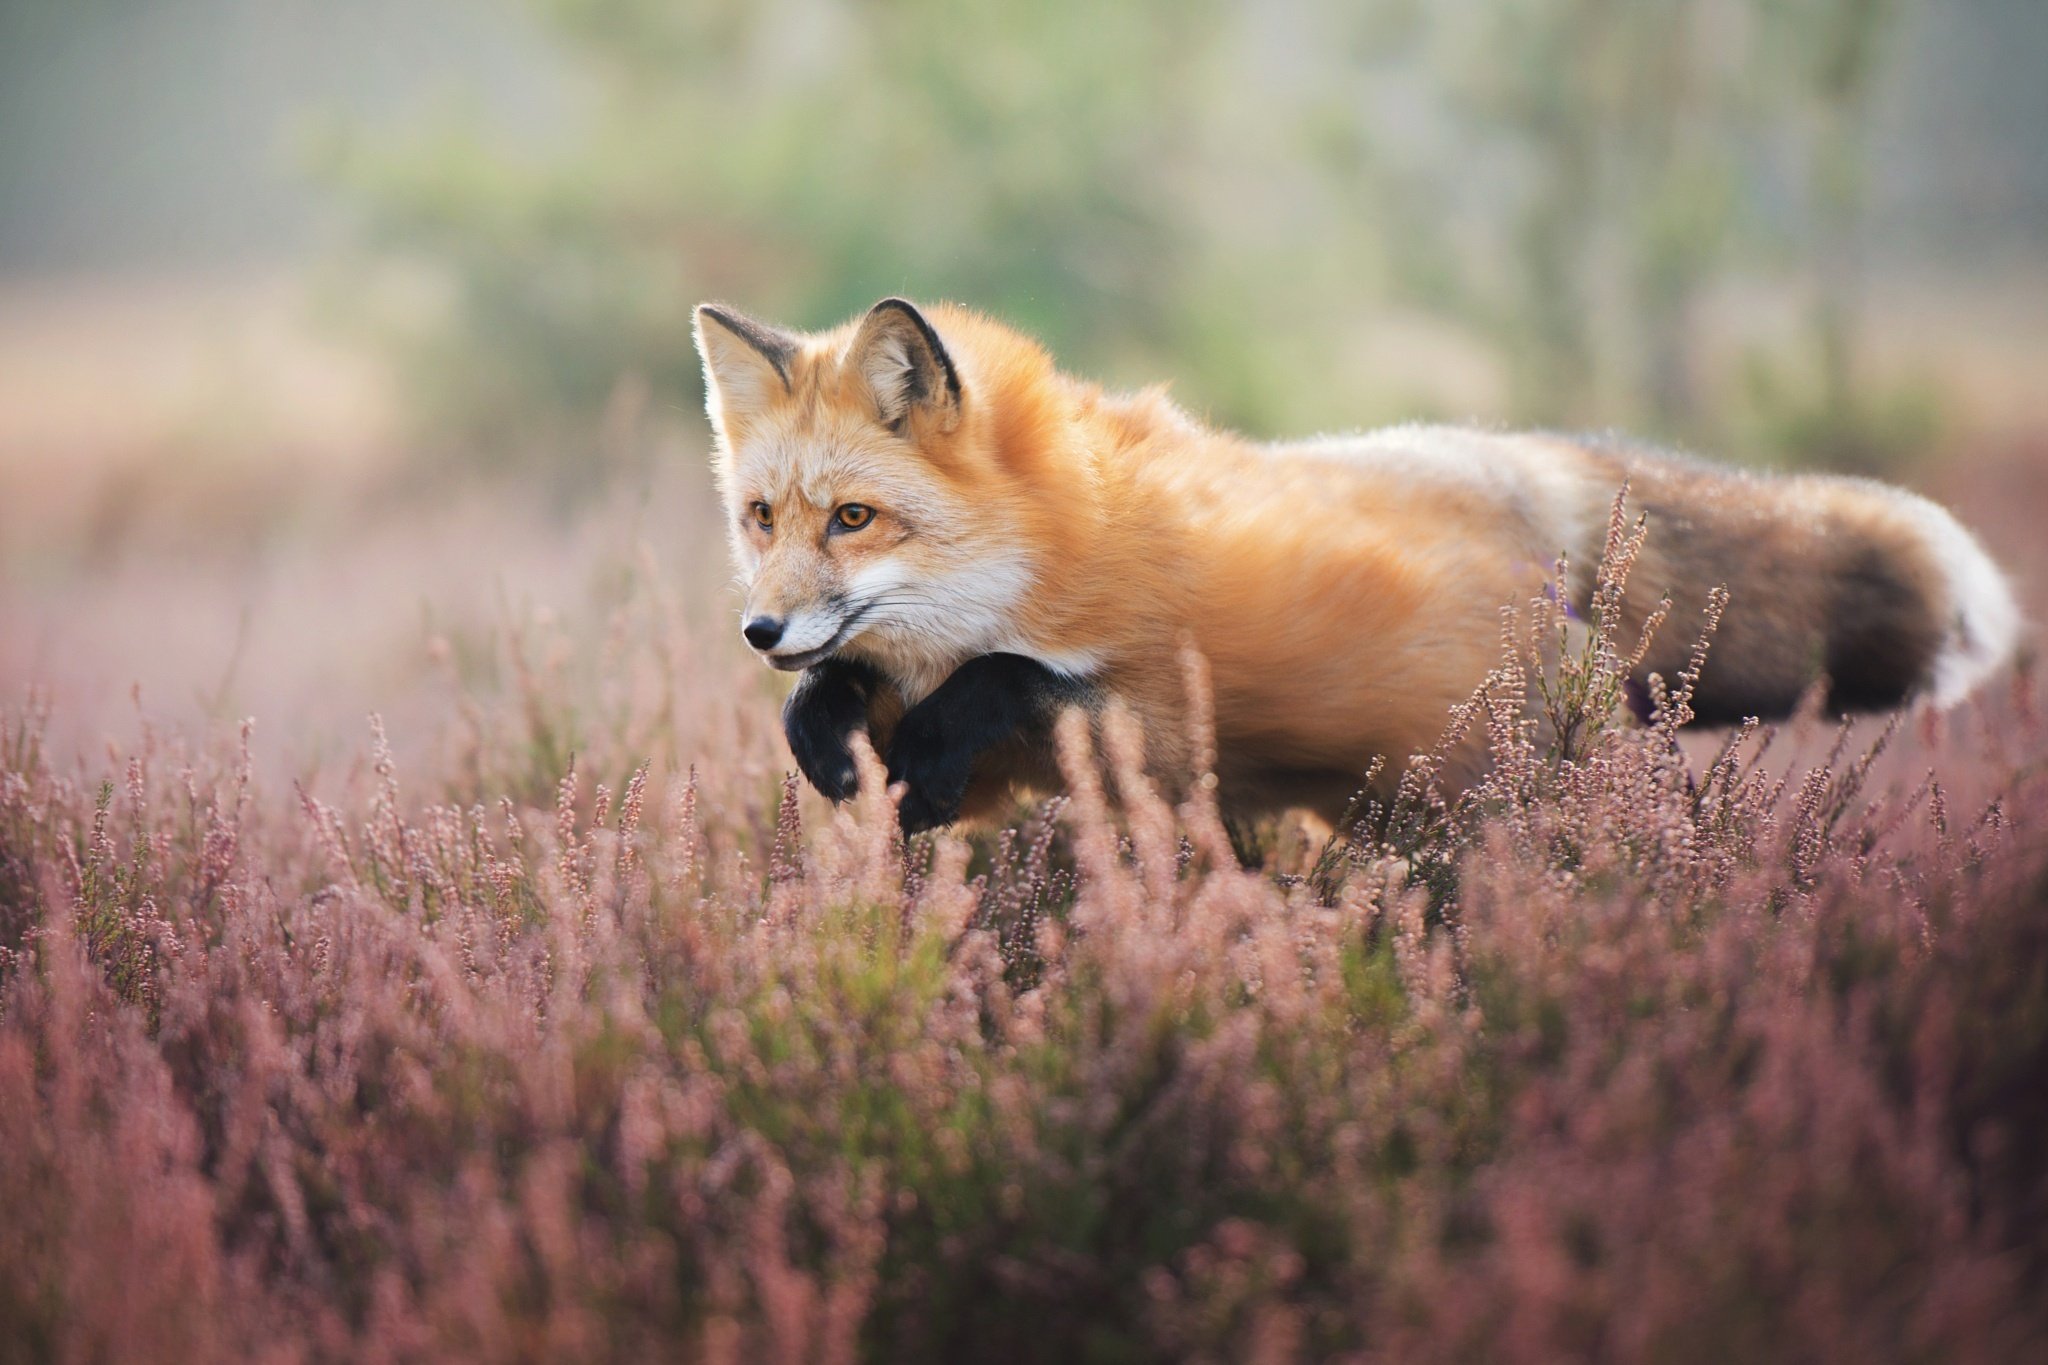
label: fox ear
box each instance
[849,298,962,434]
[694,303,798,430]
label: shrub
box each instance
[2,516,2043,1360]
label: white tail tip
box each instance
[1908,497,2022,707]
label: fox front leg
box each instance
[782,656,884,802]
[886,653,1091,834]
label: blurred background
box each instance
[4,0,2046,773]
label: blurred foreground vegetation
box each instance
[313,0,1935,479]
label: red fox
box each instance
[694,297,2022,831]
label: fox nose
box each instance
[741,616,785,651]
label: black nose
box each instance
[741,616,785,651]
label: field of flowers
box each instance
[4,480,2046,1364]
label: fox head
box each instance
[693,297,1080,698]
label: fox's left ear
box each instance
[849,298,962,434]
[694,302,799,431]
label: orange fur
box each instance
[696,299,2021,823]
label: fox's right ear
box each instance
[693,303,799,430]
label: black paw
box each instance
[782,658,878,803]
[884,704,975,834]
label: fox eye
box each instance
[833,503,876,532]
[750,501,773,532]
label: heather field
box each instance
[5,438,2048,1362]
[7,1,2048,1353]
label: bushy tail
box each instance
[1579,449,2022,724]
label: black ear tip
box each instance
[866,297,929,328]
[693,304,728,342]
